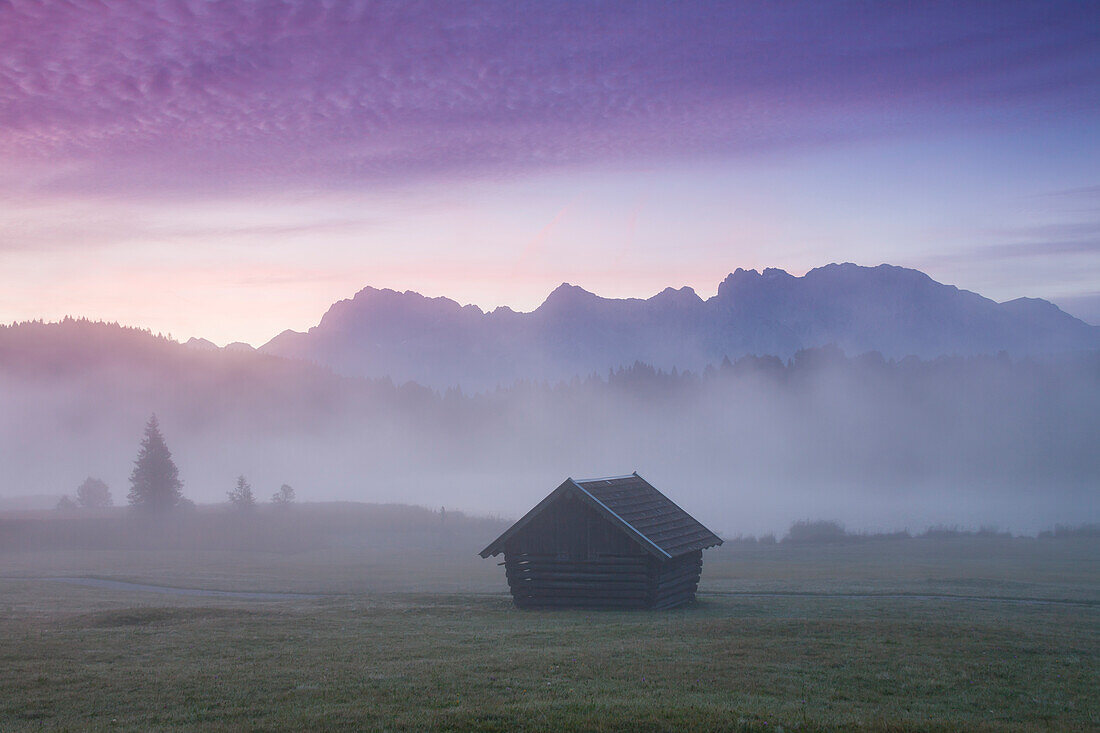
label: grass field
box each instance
[0,509,1097,731]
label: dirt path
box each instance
[701,590,1099,608]
[32,576,322,600]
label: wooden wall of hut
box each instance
[500,494,703,609]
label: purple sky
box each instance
[2,0,1099,342]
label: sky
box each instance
[1,0,1099,345]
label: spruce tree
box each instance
[228,475,255,509]
[127,415,183,512]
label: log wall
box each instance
[504,549,703,609]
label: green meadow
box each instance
[1,507,1096,731]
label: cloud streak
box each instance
[2,1,1098,194]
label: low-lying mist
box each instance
[1,321,1097,536]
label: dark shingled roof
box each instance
[480,472,723,559]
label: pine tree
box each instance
[228,475,255,509]
[127,415,183,512]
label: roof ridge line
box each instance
[574,473,639,483]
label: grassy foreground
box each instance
[0,511,1096,731]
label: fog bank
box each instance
[1,321,1097,535]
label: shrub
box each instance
[784,519,848,544]
[76,477,112,509]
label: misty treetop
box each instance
[127,414,184,512]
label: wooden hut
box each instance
[480,473,723,609]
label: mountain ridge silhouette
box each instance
[260,263,1100,390]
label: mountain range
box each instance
[260,263,1100,390]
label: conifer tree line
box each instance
[56,413,299,512]
[116,414,296,512]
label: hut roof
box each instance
[479,472,723,559]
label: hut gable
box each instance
[480,472,723,609]
[479,472,722,560]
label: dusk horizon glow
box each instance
[2,0,1099,344]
